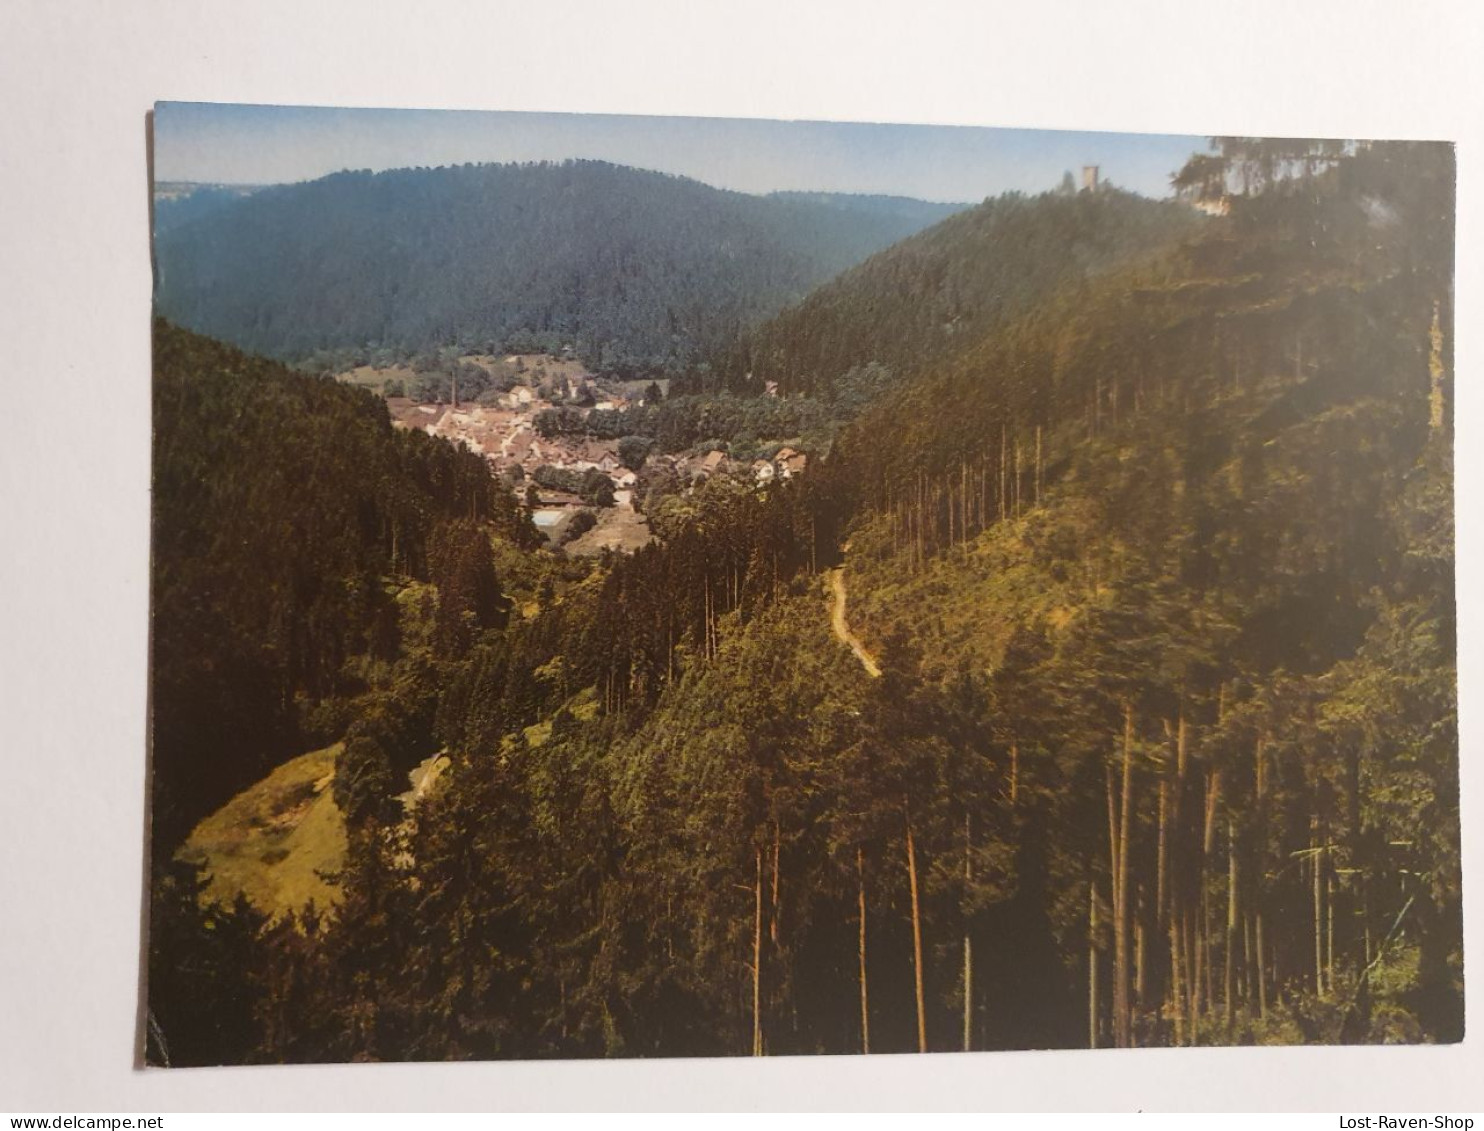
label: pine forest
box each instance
[146,129,1459,1065]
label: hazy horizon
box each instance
[153,102,1208,202]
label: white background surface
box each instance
[1,0,1481,1112]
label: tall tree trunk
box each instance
[1165,709,1187,1037]
[770,820,781,945]
[1104,763,1120,1044]
[999,424,1007,522]
[1429,300,1447,433]
[1243,912,1254,1007]
[1327,873,1336,996]
[1013,438,1022,519]
[753,843,763,1056]
[1253,735,1267,1019]
[704,575,713,660]
[1189,908,1200,1031]
[857,846,870,1054]
[1203,769,1222,856]
[1156,779,1168,931]
[918,469,927,567]
[1203,887,1215,1018]
[962,813,974,1051]
[1114,703,1135,1047]
[1225,817,1238,1033]
[946,478,954,547]
[1089,883,1099,1049]
[906,807,927,1053]
[960,459,969,552]
[1169,913,1185,1045]
[1135,897,1146,1013]
[1035,424,1044,506]
[1190,909,1203,1044]
[1202,766,1222,1021]
[1346,742,1367,971]
[1256,912,1268,1019]
[975,459,983,537]
[1317,813,1329,991]
[1010,741,1019,806]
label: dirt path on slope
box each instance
[827,565,881,678]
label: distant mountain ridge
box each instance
[765,190,969,225]
[152,160,968,371]
[152,182,266,235]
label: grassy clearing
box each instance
[521,686,600,748]
[178,744,347,920]
[336,363,417,394]
[564,504,653,557]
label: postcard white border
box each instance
[1,0,1481,1112]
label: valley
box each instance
[147,138,1460,1065]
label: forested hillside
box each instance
[148,139,1457,1065]
[149,322,540,855]
[706,187,1199,400]
[553,189,1198,446]
[821,139,1460,1050]
[152,160,964,372]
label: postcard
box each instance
[145,103,1459,1064]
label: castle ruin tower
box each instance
[1082,165,1101,193]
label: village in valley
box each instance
[338,350,809,556]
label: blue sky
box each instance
[153,102,1208,202]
